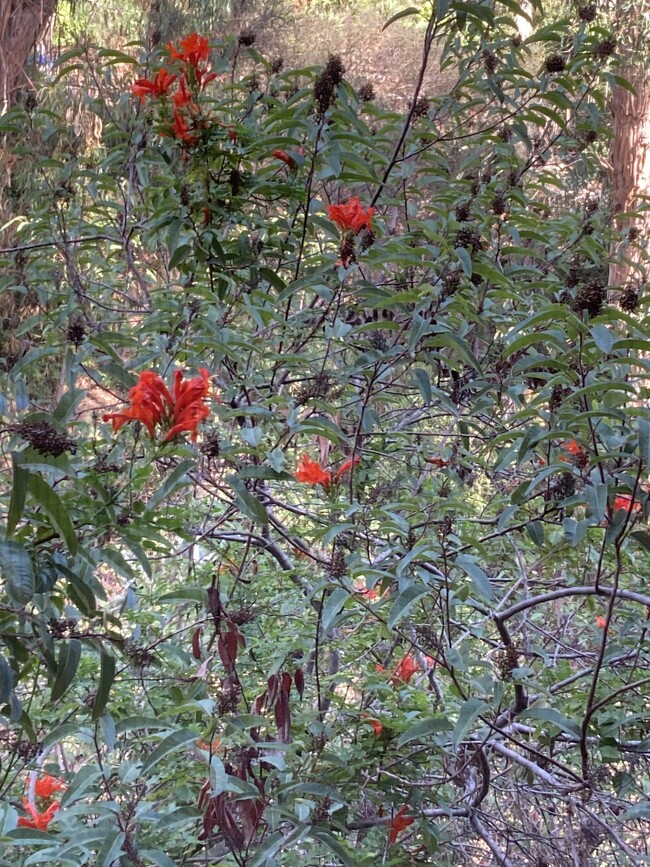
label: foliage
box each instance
[1,1,650,865]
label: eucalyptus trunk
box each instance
[0,0,56,112]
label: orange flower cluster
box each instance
[327,197,375,269]
[376,652,434,686]
[388,805,414,844]
[18,774,66,831]
[612,493,642,515]
[104,369,210,443]
[327,197,374,234]
[294,454,361,487]
[130,33,219,147]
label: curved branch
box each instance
[495,585,650,624]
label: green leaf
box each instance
[145,459,195,514]
[311,830,356,867]
[638,418,650,467]
[0,653,14,704]
[387,584,429,629]
[0,540,35,605]
[6,456,29,536]
[226,475,269,526]
[96,828,126,867]
[452,697,487,746]
[396,716,453,746]
[455,555,494,601]
[322,587,351,632]
[27,474,77,555]
[91,651,116,721]
[520,706,581,737]
[51,639,82,702]
[140,729,197,777]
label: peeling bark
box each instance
[608,67,650,287]
[0,0,57,112]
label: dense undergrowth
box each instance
[1,1,650,865]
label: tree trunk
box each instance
[0,0,57,112]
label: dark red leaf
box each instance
[267,674,279,706]
[281,671,292,695]
[274,689,292,743]
[294,668,305,700]
[191,627,203,660]
[206,587,222,629]
[218,630,238,672]
[253,691,266,714]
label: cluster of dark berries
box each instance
[66,314,86,347]
[328,547,347,580]
[201,433,221,458]
[358,228,375,252]
[584,198,599,216]
[620,283,640,313]
[339,236,356,269]
[415,624,438,650]
[48,617,79,639]
[238,30,256,46]
[594,37,616,60]
[567,259,584,288]
[229,607,257,626]
[455,202,472,222]
[494,645,520,681]
[482,49,498,74]
[578,3,597,22]
[24,91,37,112]
[92,458,120,473]
[125,642,155,667]
[441,270,462,298]
[12,421,77,457]
[491,194,507,216]
[358,82,375,102]
[295,372,336,405]
[551,472,577,500]
[545,53,566,74]
[582,130,599,146]
[217,678,242,715]
[314,54,345,117]
[455,226,484,253]
[438,514,453,538]
[498,126,512,143]
[0,729,42,761]
[312,797,333,824]
[574,280,606,317]
[271,57,284,74]
[548,384,570,412]
[412,96,430,118]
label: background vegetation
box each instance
[1,0,650,864]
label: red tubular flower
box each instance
[167,32,210,67]
[360,713,383,736]
[612,493,642,514]
[104,369,210,442]
[295,455,332,485]
[388,805,414,845]
[170,109,198,144]
[34,775,66,800]
[391,653,420,685]
[327,197,374,233]
[596,615,607,629]
[18,799,59,830]
[131,68,177,101]
[333,454,361,482]
[273,148,297,169]
[163,368,210,442]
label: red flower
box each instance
[18,799,59,830]
[327,197,374,233]
[167,32,210,67]
[164,368,211,442]
[131,68,177,101]
[388,805,414,845]
[273,148,297,169]
[354,579,380,601]
[295,455,332,485]
[34,775,66,800]
[360,714,383,736]
[103,369,210,442]
[596,615,607,629]
[612,494,642,514]
[170,109,198,144]
[425,456,449,468]
[333,455,361,482]
[392,653,420,685]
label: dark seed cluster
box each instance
[328,547,347,579]
[574,280,606,317]
[594,37,616,60]
[238,30,256,46]
[12,421,77,457]
[578,3,597,22]
[314,55,345,117]
[66,314,87,347]
[545,53,566,74]
[620,283,640,313]
[454,226,485,253]
[482,49,498,74]
[357,82,375,103]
